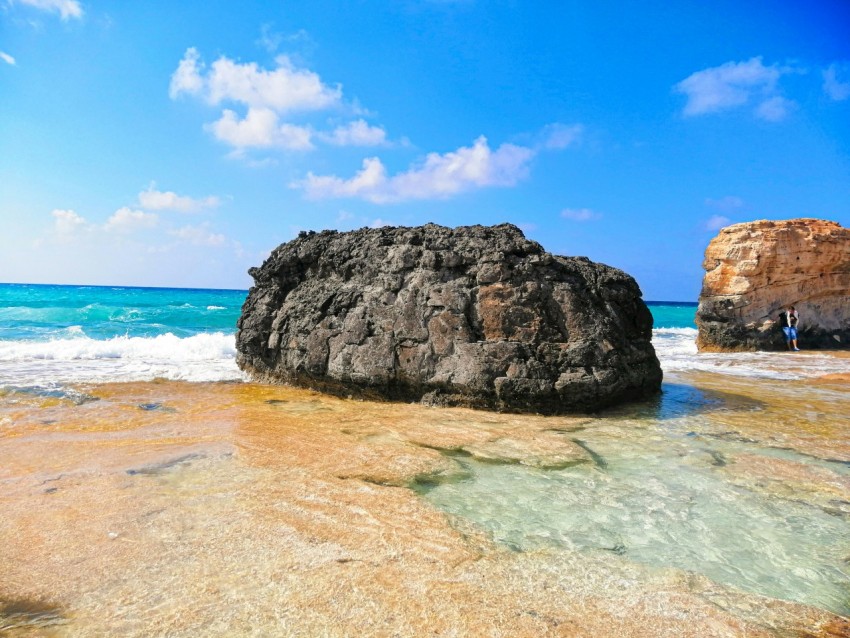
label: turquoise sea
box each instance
[0,283,697,343]
[0,283,245,387]
[3,282,850,388]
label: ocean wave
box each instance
[0,332,245,386]
[1,326,846,389]
[652,327,850,380]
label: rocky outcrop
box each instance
[696,219,850,351]
[237,223,661,414]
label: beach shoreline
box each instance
[2,372,849,636]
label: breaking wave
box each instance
[652,327,850,379]
[0,332,245,387]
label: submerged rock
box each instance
[696,219,850,351]
[236,223,661,413]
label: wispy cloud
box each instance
[705,215,731,231]
[294,136,534,203]
[561,207,601,222]
[319,119,388,147]
[255,25,312,55]
[705,195,743,211]
[675,57,795,121]
[0,52,16,66]
[51,209,87,235]
[14,0,83,20]
[138,184,220,213]
[46,196,228,251]
[256,24,283,54]
[104,208,158,233]
[169,223,226,247]
[755,95,795,121]
[823,62,850,102]
[539,123,583,150]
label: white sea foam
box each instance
[207,305,226,310]
[2,327,847,389]
[0,332,245,387]
[652,327,850,379]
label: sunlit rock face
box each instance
[697,219,850,351]
[237,223,661,413]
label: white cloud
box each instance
[256,24,283,54]
[240,155,279,168]
[169,223,226,247]
[256,26,311,55]
[320,119,387,146]
[705,215,731,231]
[16,0,83,20]
[560,208,601,222]
[138,184,220,213]
[170,49,341,114]
[294,136,534,203]
[0,52,16,66]
[675,57,794,121]
[207,108,314,150]
[705,195,743,211]
[823,63,850,102]
[52,209,87,234]
[755,95,794,121]
[169,47,205,98]
[104,207,158,233]
[540,123,583,149]
[369,218,395,228]
[171,48,346,154]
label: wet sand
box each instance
[1,375,848,637]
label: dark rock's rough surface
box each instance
[697,219,850,351]
[237,224,661,414]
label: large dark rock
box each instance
[236,223,661,414]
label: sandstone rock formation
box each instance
[237,223,661,414]
[697,218,850,351]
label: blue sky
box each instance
[1,0,848,299]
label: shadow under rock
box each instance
[0,597,66,632]
[601,382,766,421]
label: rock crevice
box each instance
[237,223,661,413]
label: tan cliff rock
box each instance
[696,218,850,351]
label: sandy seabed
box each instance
[1,371,849,637]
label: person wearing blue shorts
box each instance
[778,305,800,351]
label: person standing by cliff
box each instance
[778,305,800,351]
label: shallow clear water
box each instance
[413,376,850,617]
